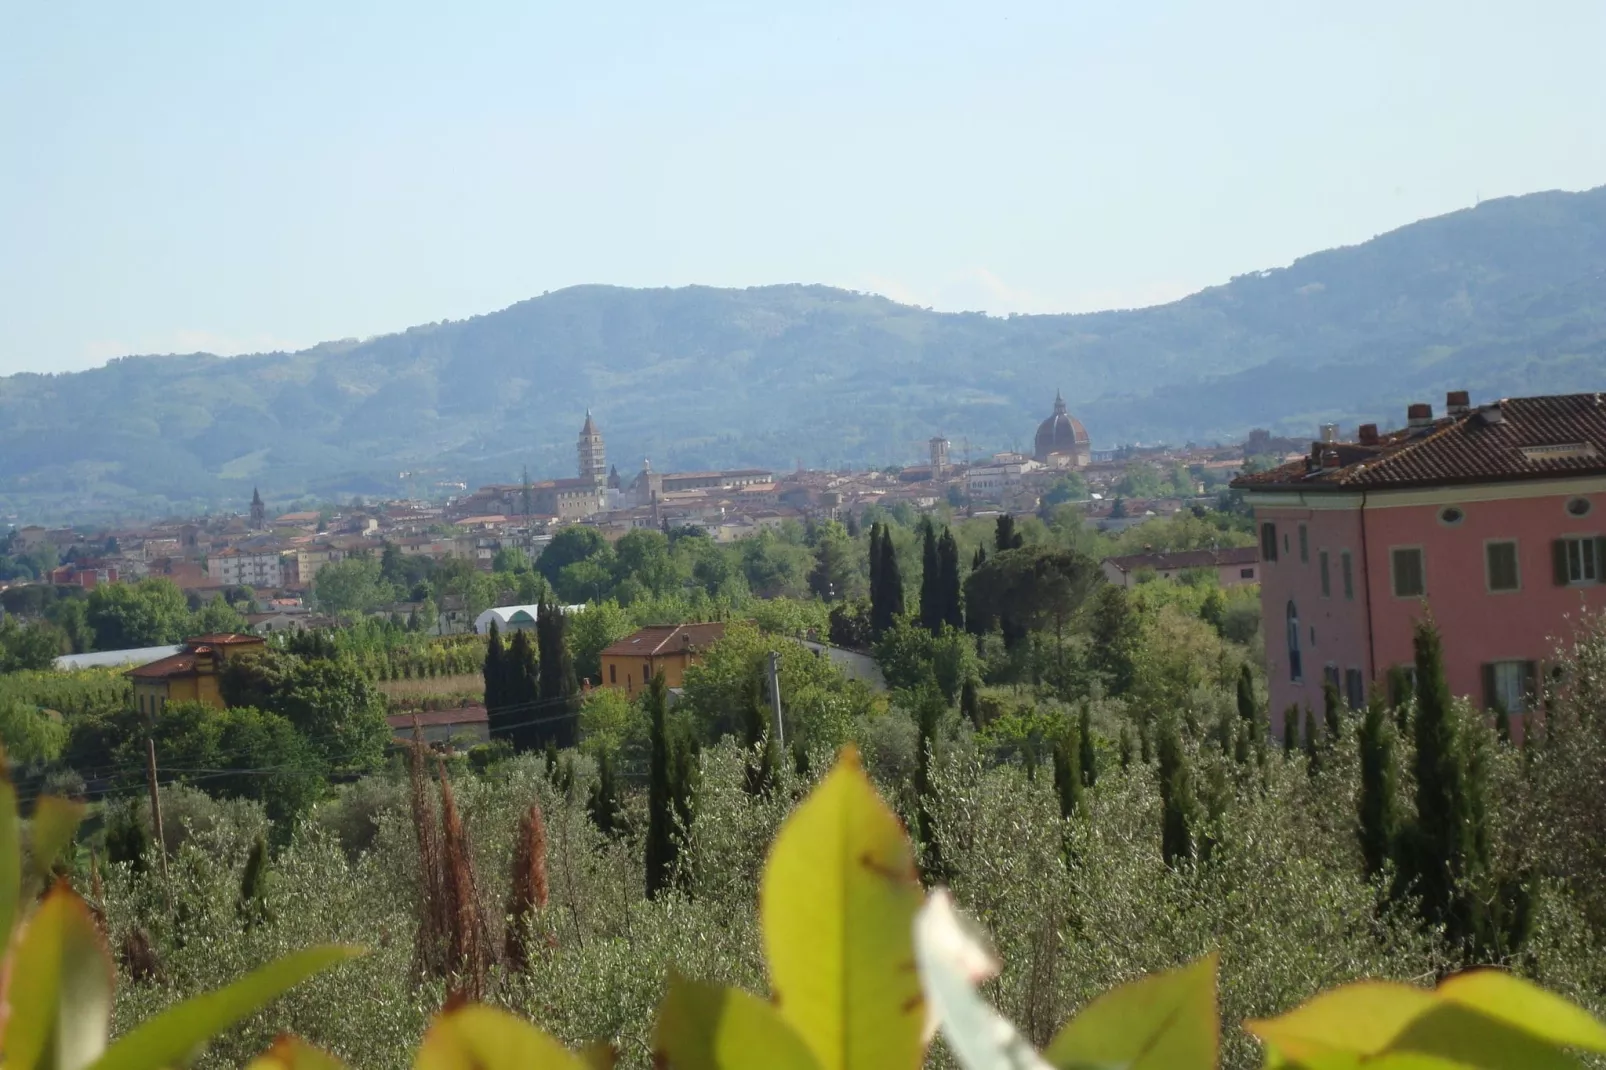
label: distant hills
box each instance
[4,184,1606,521]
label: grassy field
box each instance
[375,672,483,711]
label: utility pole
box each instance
[146,738,171,910]
[766,651,785,748]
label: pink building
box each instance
[1233,391,1606,738]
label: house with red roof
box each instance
[1231,390,1606,740]
[128,633,266,717]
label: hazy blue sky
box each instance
[3,1,1604,374]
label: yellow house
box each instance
[599,622,726,696]
[128,633,267,718]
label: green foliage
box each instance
[567,600,634,685]
[220,650,390,772]
[312,556,397,620]
[536,598,578,749]
[0,615,66,672]
[86,578,193,649]
[578,685,642,759]
[1357,691,1399,881]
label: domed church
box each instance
[1033,390,1091,468]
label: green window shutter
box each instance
[1554,539,1570,585]
[1482,663,1498,710]
[1596,537,1606,581]
[1523,661,1539,712]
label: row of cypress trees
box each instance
[481,598,579,752]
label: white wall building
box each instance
[210,548,284,588]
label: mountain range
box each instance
[5,184,1606,521]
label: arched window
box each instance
[1286,600,1303,683]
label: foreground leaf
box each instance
[653,974,819,1070]
[28,797,87,886]
[246,1036,349,1070]
[87,945,361,1070]
[1245,973,1606,1069]
[414,1004,586,1069]
[1044,954,1217,1070]
[3,883,114,1070]
[914,889,1049,1070]
[761,745,926,1070]
[1437,971,1606,1054]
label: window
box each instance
[1286,601,1302,683]
[1438,506,1465,527]
[1260,522,1278,562]
[1567,497,1592,518]
[1553,537,1606,585]
[1283,532,1290,555]
[1298,524,1309,563]
[1483,660,1537,714]
[1344,668,1365,710]
[1391,547,1425,597]
[1341,550,1354,600]
[1324,664,1340,692]
[1319,550,1330,597]
[1486,541,1520,592]
[609,663,617,684]
[1240,567,1255,579]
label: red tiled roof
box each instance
[386,706,489,730]
[601,622,728,658]
[128,653,199,679]
[1103,547,1259,572]
[187,633,266,646]
[1232,394,1606,493]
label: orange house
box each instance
[128,633,267,718]
[600,622,727,695]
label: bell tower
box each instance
[577,411,606,486]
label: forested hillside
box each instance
[4,184,1606,519]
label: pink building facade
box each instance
[1236,392,1606,738]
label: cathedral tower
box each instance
[578,411,606,486]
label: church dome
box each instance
[1034,390,1090,461]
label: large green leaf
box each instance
[2,883,115,1070]
[1436,971,1606,1054]
[1043,954,1218,1070]
[653,974,819,1070]
[413,1005,587,1069]
[914,890,1049,1070]
[761,745,926,1070]
[0,753,20,950]
[28,797,87,886]
[245,1036,349,1070]
[1245,973,1606,1069]
[86,945,361,1070]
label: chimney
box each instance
[1478,402,1506,426]
[1321,449,1342,469]
[1408,403,1434,429]
[1358,423,1380,446]
[1447,390,1471,417]
[1320,423,1339,443]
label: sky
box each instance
[3,1,1605,375]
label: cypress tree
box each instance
[1156,716,1196,867]
[742,674,778,797]
[1052,728,1084,820]
[588,750,623,837]
[1078,703,1098,787]
[1388,664,1414,732]
[868,522,884,621]
[879,533,905,625]
[995,514,1023,552]
[645,672,676,899]
[483,620,506,719]
[792,738,811,779]
[1236,663,1256,725]
[1118,724,1134,769]
[972,544,987,570]
[505,629,541,750]
[1323,679,1343,742]
[1357,691,1399,880]
[1302,706,1320,774]
[1282,705,1298,757]
[536,599,578,748]
[938,528,964,630]
[919,519,942,633]
[960,676,981,729]
[1216,702,1236,756]
[236,834,270,929]
[1139,715,1153,764]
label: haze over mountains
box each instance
[5,184,1606,521]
